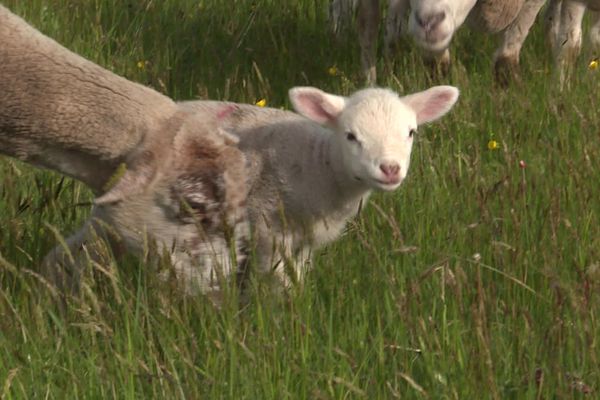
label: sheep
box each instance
[545,0,600,86]
[180,84,459,287]
[342,0,547,85]
[0,5,250,298]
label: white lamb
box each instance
[181,85,459,286]
[337,0,546,84]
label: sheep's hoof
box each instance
[494,56,521,88]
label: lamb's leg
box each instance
[384,0,410,56]
[554,0,587,88]
[493,0,546,86]
[358,0,380,85]
[544,0,563,52]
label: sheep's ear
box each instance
[402,86,459,125]
[289,87,346,126]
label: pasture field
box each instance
[0,1,599,398]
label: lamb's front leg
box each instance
[493,0,546,85]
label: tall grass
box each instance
[1,1,599,398]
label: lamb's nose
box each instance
[416,11,446,32]
[380,162,400,178]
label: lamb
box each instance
[0,5,250,297]
[545,0,600,86]
[180,85,459,286]
[341,0,546,85]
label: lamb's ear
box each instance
[402,86,459,125]
[289,86,346,126]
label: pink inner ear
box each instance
[295,93,335,125]
[408,87,458,125]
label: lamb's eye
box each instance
[346,132,357,142]
[409,129,417,138]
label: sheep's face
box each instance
[289,86,460,192]
[335,91,417,191]
[408,0,460,53]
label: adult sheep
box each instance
[0,4,250,299]
[347,0,546,85]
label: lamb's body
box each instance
[181,85,459,284]
[0,5,249,296]
[181,103,366,282]
[341,0,546,84]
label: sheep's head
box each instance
[91,111,250,293]
[408,0,476,53]
[289,86,459,191]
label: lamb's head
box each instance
[289,85,459,191]
[408,0,476,53]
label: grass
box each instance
[1,0,599,398]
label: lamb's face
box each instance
[408,0,456,53]
[336,92,416,191]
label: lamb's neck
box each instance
[0,6,178,193]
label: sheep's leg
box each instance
[493,0,546,86]
[554,0,587,88]
[358,0,380,85]
[384,0,410,56]
[588,10,600,53]
[329,0,358,39]
[544,0,563,53]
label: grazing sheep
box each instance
[0,5,250,297]
[343,0,546,84]
[545,0,600,86]
[181,84,459,286]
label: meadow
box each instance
[0,0,599,398]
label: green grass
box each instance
[1,1,599,398]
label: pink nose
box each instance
[380,162,400,178]
[416,11,446,33]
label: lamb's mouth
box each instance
[374,178,402,191]
[413,31,452,52]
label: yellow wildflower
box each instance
[255,98,267,107]
[589,58,599,70]
[136,60,145,70]
[487,140,499,150]
[328,65,339,76]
